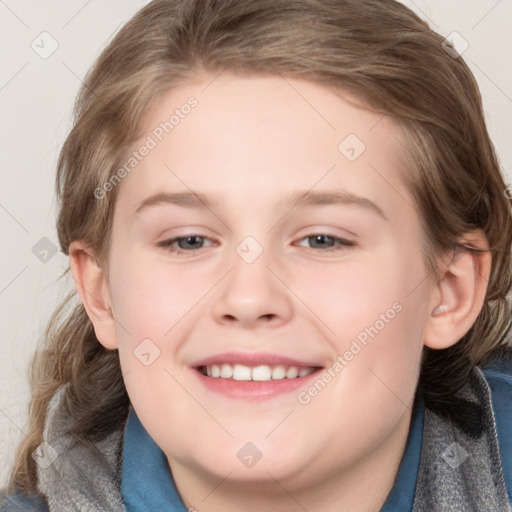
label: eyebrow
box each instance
[133,190,387,221]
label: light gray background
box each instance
[1,0,511,486]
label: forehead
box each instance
[114,73,413,223]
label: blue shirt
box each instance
[121,399,426,511]
[121,411,189,512]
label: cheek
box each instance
[298,245,427,408]
[294,246,417,339]
[108,251,216,344]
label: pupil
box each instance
[180,236,202,249]
[313,235,332,248]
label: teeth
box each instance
[271,365,286,379]
[233,364,252,381]
[298,367,314,377]
[221,364,233,378]
[286,366,299,379]
[202,363,316,381]
[252,365,272,381]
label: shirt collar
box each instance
[380,397,425,511]
[121,408,189,512]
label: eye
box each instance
[156,233,355,256]
[157,235,215,255]
[295,234,355,252]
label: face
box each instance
[103,74,432,492]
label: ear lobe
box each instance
[69,241,118,350]
[424,232,491,350]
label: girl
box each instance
[2,0,511,510]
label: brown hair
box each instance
[9,0,512,493]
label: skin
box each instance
[70,73,491,512]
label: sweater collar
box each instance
[121,401,425,512]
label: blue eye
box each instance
[157,235,213,254]
[157,233,354,256]
[296,234,354,252]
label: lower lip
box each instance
[192,368,322,400]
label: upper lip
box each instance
[192,352,324,368]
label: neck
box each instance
[169,410,412,512]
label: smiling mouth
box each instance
[197,363,322,381]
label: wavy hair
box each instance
[8,0,512,493]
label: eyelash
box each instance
[156,233,355,256]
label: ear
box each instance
[69,240,118,350]
[424,230,491,349]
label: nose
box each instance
[210,245,294,329]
